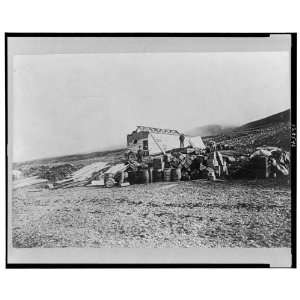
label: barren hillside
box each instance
[202,109,291,153]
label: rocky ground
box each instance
[12,179,291,248]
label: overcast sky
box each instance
[12,51,290,162]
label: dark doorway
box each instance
[143,140,148,150]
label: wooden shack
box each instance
[127,126,205,155]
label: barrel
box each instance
[116,171,125,186]
[153,157,163,169]
[163,168,172,181]
[136,169,150,184]
[153,170,163,182]
[171,168,181,181]
[127,171,136,185]
[105,178,115,188]
[104,173,115,187]
[104,173,114,183]
[208,170,216,181]
[141,169,150,184]
[148,168,153,183]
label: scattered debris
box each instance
[13,176,49,189]
[52,162,109,189]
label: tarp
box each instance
[256,146,281,152]
[186,136,206,149]
[250,149,273,158]
[149,133,180,154]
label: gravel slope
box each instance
[12,179,291,248]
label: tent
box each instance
[186,136,206,149]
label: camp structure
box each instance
[127,126,205,155]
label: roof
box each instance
[136,126,180,135]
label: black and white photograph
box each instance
[6,33,296,267]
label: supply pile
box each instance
[12,144,291,190]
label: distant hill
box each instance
[202,109,291,152]
[240,109,290,130]
[185,124,235,137]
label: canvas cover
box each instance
[149,133,180,154]
[186,136,206,149]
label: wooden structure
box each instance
[127,126,206,156]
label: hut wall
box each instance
[127,131,149,153]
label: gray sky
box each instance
[13,51,290,162]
